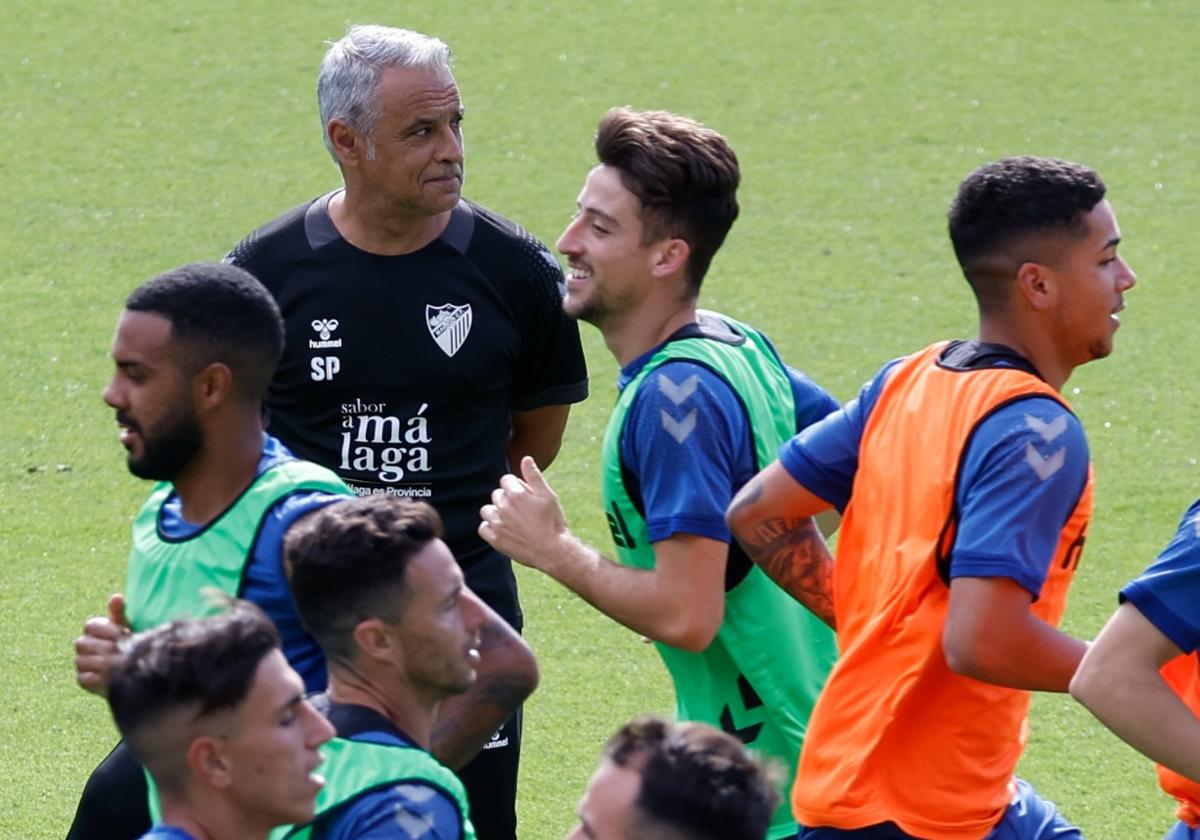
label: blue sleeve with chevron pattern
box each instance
[778,358,903,511]
[950,396,1090,598]
[621,360,836,545]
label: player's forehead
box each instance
[405,538,463,598]
[1081,199,1120,247]
[577,759,641,839]
[376,65,461,122]
[111,309,175,361]
[240,649,303,724]
[576,165,640,222]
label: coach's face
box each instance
[220,649,334,830]
[566,758,640,840]
[394,538,486,698]
[102,310,203,481]
[344,64,465,220]
[557,165,662,328]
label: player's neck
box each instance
[160,798,271,840]
[977,318,1071,392]
[603,300,698,368]
[172,423,264,525]
[328,670,438,751]
[329,188,451,256]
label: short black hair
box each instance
[125,261,284,401]
[595,108,740,296]
[948,156,1107,312]
[285,496,443,664]
[603,716,780,840]
[107,600,280,794]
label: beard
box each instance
[122,407,203,481]
[563,289,609,327]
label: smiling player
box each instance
[479,108,838,839]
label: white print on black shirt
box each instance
[309,319,343,381]
[340,400,432,483]
[426,304,472,357]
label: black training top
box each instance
[228,194,588,622]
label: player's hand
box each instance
[74,593,130,697]
[479,456,569,572]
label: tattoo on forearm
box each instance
[740,516,836,629]
[431,675,529,768]
[430,619,534,768]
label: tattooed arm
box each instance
[727,461,837,629]
[431,604,539,770]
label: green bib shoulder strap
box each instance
[125,458,349,632]
[601,311,797,571]
[273,737,476,840]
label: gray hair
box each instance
[317,25,453,161]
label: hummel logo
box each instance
[311,318,339,340]
[1026,414,1069,444]
[658,373,699,406]
[661,409,697,444]
[1025,443,1066,481]
[482,728,510,750]
[309,318,343,350]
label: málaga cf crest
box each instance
[426,303,473,357]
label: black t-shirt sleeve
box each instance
[222,201,313,295]
[224,230,258,268]
[508,235,588,410]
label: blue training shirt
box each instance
[1121,498,1200,653]
[779,343,1090,598]
[311,731,463,840]
[619,331,839,546]
[158,434,345,692]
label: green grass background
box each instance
[3,0,1198,837]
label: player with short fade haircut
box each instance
[568,715,780,840]
[949,156,1107,314]
[122,260,285,404]
[728,155,1136,838]
[277,495,512,839]
[594,107,740,293]
[481,107,837,838]
[68,261,352,840]
[107,600,333,840]
[227,26,587,833]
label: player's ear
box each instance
[353,618,402,667]
[651,238,689,279]
[188,735,233,789]
[193,362,235,411]
[328,119,365,167]
[1014,261,1053,312]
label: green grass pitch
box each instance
[3,1,1199,837]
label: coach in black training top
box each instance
[226,24,587,840]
